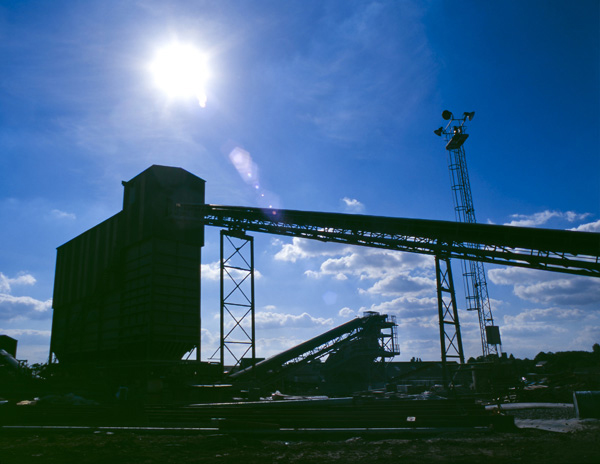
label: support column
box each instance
[198,247,202,362]
[217,230,256,373]
[435,255,465,387]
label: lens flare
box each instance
[228,146,282,209]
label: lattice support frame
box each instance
[435,254,465,386]
[216,230,256,372]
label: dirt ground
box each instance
[1,404,598,463]
[0,425,599,464]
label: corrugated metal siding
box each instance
[51,213,124,363]
[119,238,200,361]
[50,165,205,366]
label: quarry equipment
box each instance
[49,165,600,392]
[228,311,398,394]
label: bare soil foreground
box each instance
[0,425,599,464]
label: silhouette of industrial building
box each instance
[50,165,205,367]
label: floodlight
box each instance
[442,110,453,120]
[433,127,444,136]
[464,111,475,121]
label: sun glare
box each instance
[150,42,208,107]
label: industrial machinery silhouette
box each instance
[434,110,500,358]
[229,311,398,393]
[50,166,206,367]
[49,165,600,391]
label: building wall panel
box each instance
[50,165,205,366]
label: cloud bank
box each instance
[504,210,591,227]
[0,272,52,322]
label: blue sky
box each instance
[0,0,598,365]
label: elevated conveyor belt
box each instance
[172,204,600,278]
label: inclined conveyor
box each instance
[229,312,397,383]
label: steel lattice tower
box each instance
[434,111,501,358]
[211,230,256,371]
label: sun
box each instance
[150,42,209,107]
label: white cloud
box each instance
[396,338,441,361]
[338,307,355,318]
[50,209,76,220]
[489,267,600,306]
[201,261,263,281]
[274,237,350,263]
[569,325,600,351]
[502,316,569,334]
[499,307,598,345]
[256,335,305,359]
[0,294,52,321]
[207,332,312,363]
[359,273,435,297]
[358,296,438,320]
[0,272,51,322]
[255,311,334,330]
[504,210,591,227]
[502,320,569,336]
[303,248,436,301]
[219,309,334,331]
[341,197,365,213]
[488,268,540,286]
[199,328,220,362]
[274,241,434,293]
[0,272,36,293]
[570,219,600,232]
[199,327,217,348]
[201,262,220,280]
[504,307,584,325]
[514,279,600,306]
[304,248,433,281]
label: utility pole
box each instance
[434,111,502,358]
